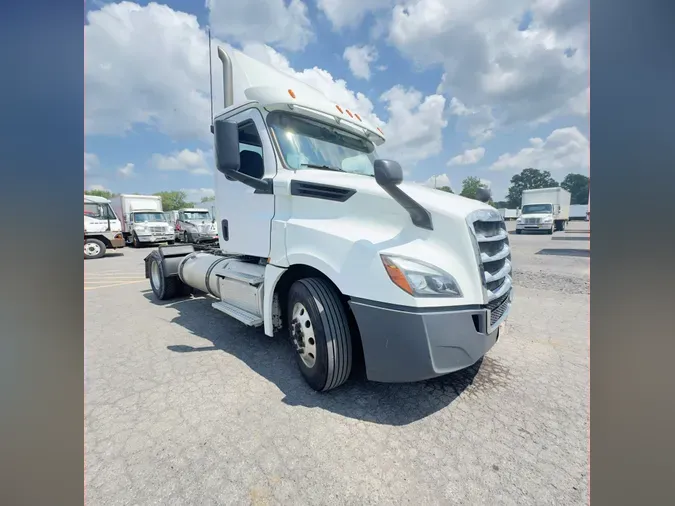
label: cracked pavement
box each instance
[85,221,590,505]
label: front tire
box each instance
[515,229,522,235]
[132,232,141,248]
[84,238,106,259]
[287,278,352,392]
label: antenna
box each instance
[208,27,214,134]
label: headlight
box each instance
[380,255,462,298]
[516,218,522,223]
[542,217,553,223]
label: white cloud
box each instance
[447,147,485,166]
[182,187,216,204]
[343,45,379,80]
[84,152,100,172]
[480,178,492,188]
[447,96,495,142]
[151,148,213,176]
[389,0,589,133]
[490,126,589,172]
[117,162,135,178]
[207,0,313,51]
[317,0,394,30]
[85,3,446,171]
[377,86,447,166]
[421,173,452,189]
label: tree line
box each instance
[84,189,215,211]
[436,169,589,208]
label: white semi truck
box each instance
[144,47,513,391]
[516,187,571,234]
[111,194,175,247]
[84,195,125,259]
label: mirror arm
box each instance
[223,168,273,194]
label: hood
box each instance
[400,182,494,218]
[136,221,171,227]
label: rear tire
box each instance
[84,238,106,259]
[148,253,192,300]
[287,278,352,392]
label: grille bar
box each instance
[467,209,513,304]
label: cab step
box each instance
[212,300,263,327]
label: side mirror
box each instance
[214,119,240,174]
[476,187,492,203]
[374,159,403,187]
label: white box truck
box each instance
[144,47,513,391]
[569,204,588,220]
[516,187,571,234]
[84,195,125,259]
[111,194,175,247]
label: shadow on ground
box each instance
[536,248,590,258]
[99,252,125,259]
[552,236,591,241]
[142,291,511,426]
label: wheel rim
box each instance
[84,242,101,257]
[291,302,316,368]
[151,261,161,289]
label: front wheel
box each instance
[515,229,522,235]
[287,278,353,392]
[84,238,106,259]
[132,232,141,248]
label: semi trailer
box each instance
[84,195,125,259]
[144,47,512,392]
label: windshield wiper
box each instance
[300,163,345,172]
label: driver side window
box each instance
[237,120,265,180]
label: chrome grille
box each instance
[487,293,510,327]
[524,217,541,225]
[149,226,165,234]
[467,209,513,304]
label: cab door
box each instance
[215,107,276,257]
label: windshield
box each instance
[84,202,116,220]
[182,212,211,221]
[522,204,553,214]
[133,212,167,223]
[268,112,378,176]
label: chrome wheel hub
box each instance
[84,242,101,256]
[291,302,316,368]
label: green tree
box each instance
[201,195,216,203]
[561,173,589,205]
[84,189,115,200]
[459,176,487,200]
[154,190,191,211]
[437,186,454,193]
[505,168,558,208]
[493,200,509,208]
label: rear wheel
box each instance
[287,278,352,392]
[148,253,192,300]
[84,238,106,259]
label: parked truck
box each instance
[174,208,219,244]
[111,194,175,247]
[144,47,512,392]
[516,187,571,234]
[84,195,125,259]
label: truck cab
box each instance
[84,195,125,259]
[127,210,175,247]
[144,47,513,391]
[175,208,219,244]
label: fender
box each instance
[144,244,195,279]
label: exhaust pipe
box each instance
[217,47,234,109]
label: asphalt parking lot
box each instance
[85,221,590,505]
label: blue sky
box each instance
[84,0,589,202]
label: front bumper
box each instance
[516,223,553,231]
[349,294,511,383]
[137,234,175,243]
[192,233,218,243]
